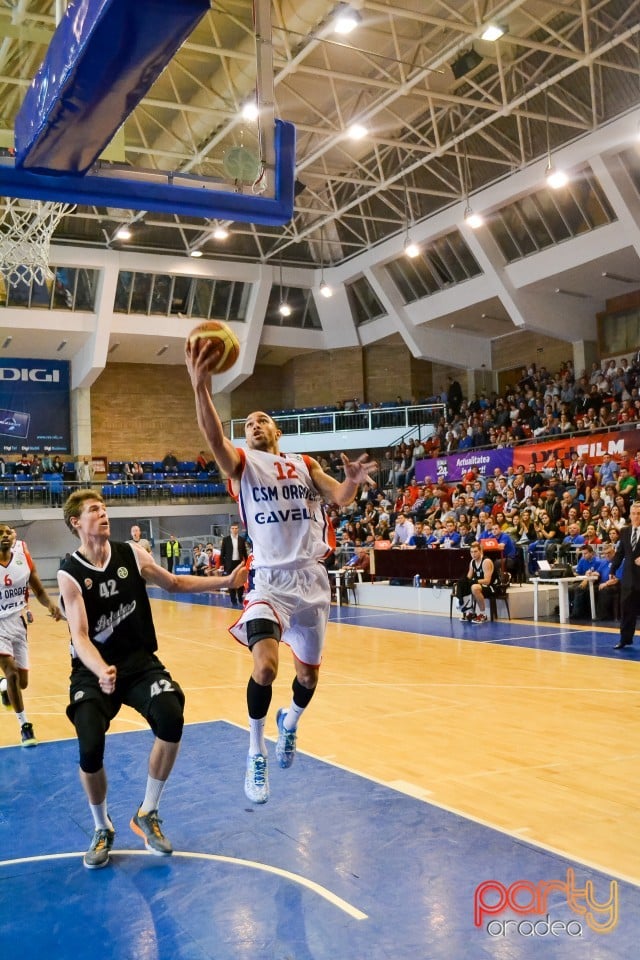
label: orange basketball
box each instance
[188,320,240,374]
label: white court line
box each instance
[0,850,368,920]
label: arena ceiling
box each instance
[1,0,640,373]
[0,0,637,267]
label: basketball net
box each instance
[0,197,75,288]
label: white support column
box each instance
[70,386,92,458]
[71,255,120,389]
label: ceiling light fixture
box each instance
[464,206,484,229]
[334,6,361,35]
[278,257,291,316]
[460,133,483,228]
[601,271,640,283]
[347,122,367,140]
[116,226,132,240]
[212,225,229,241]
[544,90,568,190]
[241,100,259,122]
[554,288,591,299]
[189,249,203,258]
[402,183,420,257]
[319,228,333,297]
[481,23,505,42]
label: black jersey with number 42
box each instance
[60,541,157,663]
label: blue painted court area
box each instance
[0,722,637,959]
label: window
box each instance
[385,230,482,302]
[113,271,251,321]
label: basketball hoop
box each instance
[0,197,75,288]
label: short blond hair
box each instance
[63,489,105,535]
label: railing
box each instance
[229,403,446,441]
[0,478,230,509]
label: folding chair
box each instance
[488,573,511,620]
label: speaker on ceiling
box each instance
[451,48,483,79]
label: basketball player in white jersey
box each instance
[187,337,376,803]
[0,522,62,746]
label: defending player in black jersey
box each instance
[58,489,246,870]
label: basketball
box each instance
[188,320,240,374]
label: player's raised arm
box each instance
[185,334,241,479]
[135,544,247,595]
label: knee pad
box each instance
[148,688,185,743]
[246,617,281,649]
[74,701,108,774]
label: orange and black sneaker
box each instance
[130,808,173,855]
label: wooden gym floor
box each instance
[1,590,638,958]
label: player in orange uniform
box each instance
[0,523,62,745]
[186,335,376,804]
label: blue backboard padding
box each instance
[0,120,296,226]
[15,0,210,175]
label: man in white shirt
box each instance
[391,514,415,548]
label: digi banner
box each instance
[0,358,70,454]
[415,428,640,484]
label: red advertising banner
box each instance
[511,428,640,470]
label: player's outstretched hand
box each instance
[228,562,249,590]
[341,452,378,487]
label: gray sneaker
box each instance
[130,808,173,856]
[244,753,269,803]
[84,821,115,869]
[275,708,297,769]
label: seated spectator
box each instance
[617,465,638,502]
[557,522,586,563]
[441,518,461,548]
[489,522,517,571]
[596,453,619,487]
[582,523,602,546]
[131,461,144,481]
[610,505,626,531]
[529,511,562,570]
[454,541,496,623]
[162,451,179,474]
[596,542,621,620]
[14,453,32,476]
[570,544,602,618]
[407,521,429,548]
[192,544,209,575]
[613,494,628,521]
[391,514,415,548]
[340,545,371,582]
[121,462,134,482]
